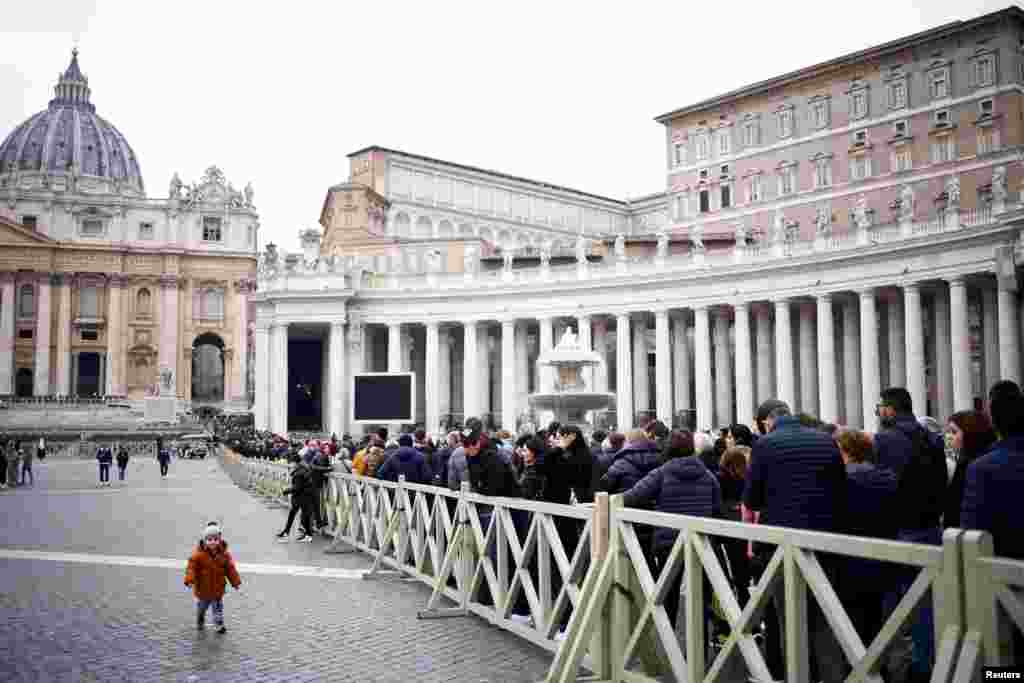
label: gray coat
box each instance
[447,447,468,491]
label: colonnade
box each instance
[256,271,1023,437]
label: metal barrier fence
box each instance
[223,454,1023,682]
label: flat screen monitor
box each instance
[351,372,415,424]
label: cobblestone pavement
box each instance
[0,455,555,682]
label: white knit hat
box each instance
[204,522,221,538]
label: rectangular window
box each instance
[814,159,832,188]
[21,215,37,230]
[747,176,763,203]
[699,190,710,213]
[893,147,913,172]
[889,81,907,109]
[717,130,731,156]
[853,129,868,146]
[979,98,994,117]
[79,287,99,318]
[849,156,871,181]
[139,222,154,240]
[81,329,98,342]
[811,100,829,129]
[81,219,104,236]
[851,92,868,119]
[779,167,796,195]
[695,135,709,160]
[673,143,686,166]
[934,109,951,128]
[894,119,909,137]
[699,168,709,180]
[975,56,994,87]
[18,329,32,340]
[202,216,222,242]
[931,137,955,164]
[720,164,730,177]
[720,184,731,209]
[778,109,794,138]
[978,128,999,155]
[930,70,949,99]
[743,122,758,147]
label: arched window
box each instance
[79,286,99,318]
[136,288,151,316]
[134,357,150,387]
[18,284,34,317]
[201,289,224,320]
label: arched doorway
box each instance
[15,368,33,397]
[191,332,224,402]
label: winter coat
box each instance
[352,449,368,476]
[282,463,315,501]
[962,434,1024,560]
[365,449,388,478]
[543,446,596,505]
[623,456,721,551]
[943,432,995,529]
[840,462,899,587]
[874,414,948,531]
[716,472,746,521]
[467,444,521,498]
[517,462,547,501]
[96,447,113,465]
[116,449,130,466]
[447,447,469,491]
[742,416,846,533]
[184,540,242,600]
[599,439,661,494]
[377,446,434,485]
[309,451,334,487]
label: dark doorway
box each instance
[192,333,225,402]
[288,338,323,431]
[77,352,101,396]
[15,368,33,397]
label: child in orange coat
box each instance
[184,522,242,633]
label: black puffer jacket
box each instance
[599,439,661,494]
[623,456,721,551]
[543,446,596,504]
[467,445,520,498]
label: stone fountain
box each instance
[528,327,615,433]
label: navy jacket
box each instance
[961,434,1024,560]
[623,456,721,551]
[874,414,947,531]
[841,462,900,588]
[599,439,661,494]
[742,416,846,532]
[377,446,434,485]
[96,447,113,464]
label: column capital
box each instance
[0,271,14,284]
[857,286,877,299]
[946,274,968,288]
[653,307,670,319]
[815,292,833,303]
[499,318,515,329]
[330,320,346,332]
[426,319,442,331]
[108,274,129,289]
[158,274,180,290]
[49,273,66,287]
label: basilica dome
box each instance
[0,49,144,194]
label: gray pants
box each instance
[196,598,224,626]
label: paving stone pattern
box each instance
[0,456,555,682]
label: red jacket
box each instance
[184,540,242,600]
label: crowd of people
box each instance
[0,438,45,489]
[227,379,1023,680]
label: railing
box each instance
[225,455,1023,682]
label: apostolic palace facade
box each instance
[0,50,258,413]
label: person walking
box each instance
[116,444,130,482]
[308,444,334,531]
[276,454,315,543]
[157,440,171,477]
[184,522,242,633]
[7,441,21,489]
[96,444,113,487]
[18,440,34,486]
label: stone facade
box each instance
[0,51,258,411]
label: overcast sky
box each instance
[0,0,1012,251]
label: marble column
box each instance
[904,284,927,419]
[949,277,972,412]
[500,319,515,431]
[934,287,954,422]
[774,299,795,409]
[860,288,880,431]
[271,322,289,434]
[34,274,52,396]
[439,328,453,425]
[615,313,633,430]
[54,274,72,396]
[463,321,480,420]
[234,280,251,404]
[888,293,906,389]
[998,287,1021,386]
[0,273,14,394]
[158,275,179,396]
[734,302,754,427]
[387,323,403,433]
[671,312,691,424]
[713,308,733,427]
[107,275,126,396]
[254,322,271,430]
[799,302,818,416]
[694,306,713,431]
[816,294,838,425]
[632,315,649,419]
[843,297,862,428]
[514,322,530,420]
[755,304,773,407]
[982,287,1000,393]
[578,314,593,391]
[327,321,346,436]
[538,317,553,392]
[478,325,490,418]
[347,317,365,436]
[426,321,441,435]
[593,317,609,393]
[654,309,672,423]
